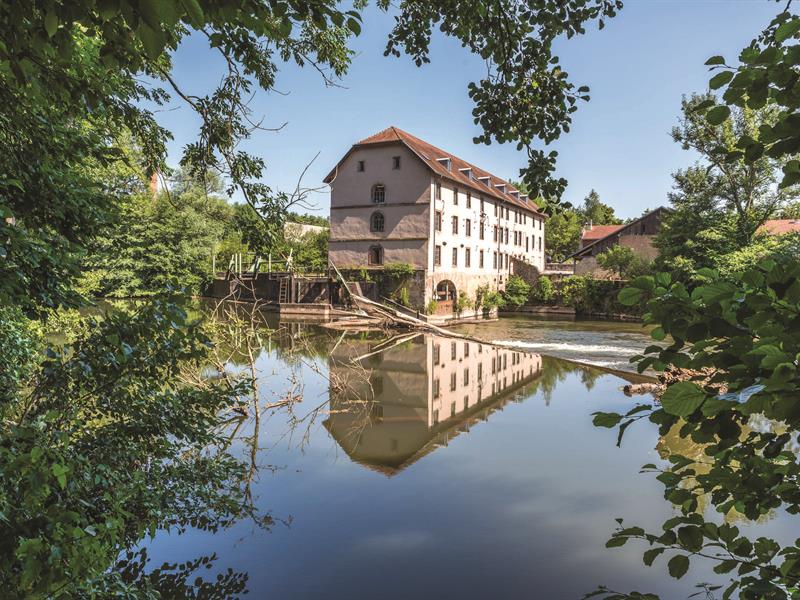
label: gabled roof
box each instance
[759,219,800,235]
[570,206,672,259]
[323,126,546,217]
[581,224,624,242]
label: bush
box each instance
[482,290,506,309]
[596,245,652,279]
[455,291,473,315]
[395,286,411,307]
[425,299,439,315]
[0,307,44,405]
[503,275,532,307]
[531,275,556,304]
[383,262,415,278]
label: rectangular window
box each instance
[506,207,510,219]
[526,236,529,252]
[479,223,485,240]
[479,250,484,268]
[494,204,498,217]
[465,248,471,268]
[452,216,459,235]
[452,247,458,267]
[464,343,470,358]
[539,219,542,230]
[450,372,457,391]
[463,368,469,386]
[493,225,498,242]
[357,160,365,172]
[435,181,441,200]
[503,354,507,370]
[451,401,457,417]
[434,245,441,266]
[435,210,442,231]
[433,409,439,424]
[433,344,440,364]
[493,251,498,269]
[393,155,401,169]
[466,192,471,209]
[451,341,457,360]
[505,228,509,244]
[478,362,483,380]
[491,357,496,374]
[539,236,542,251]
[481,198,485,212]
[433,378,440,398]
[465,219,471,237]
[453,187,459,205]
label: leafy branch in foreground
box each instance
[590,257,800,599]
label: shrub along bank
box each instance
[521,275,644,318]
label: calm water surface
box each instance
[140,313,780,599]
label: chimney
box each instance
[149,172,159,197]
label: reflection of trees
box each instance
[104,548,248,598]
[527,356,605,404]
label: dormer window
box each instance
[459,167,472,179]
[509,190,519,199]
[495,183,506,194]
[520,194,529,203]
[478,176,491,187]
[437,157,452,171]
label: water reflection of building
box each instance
[324,334,543,476]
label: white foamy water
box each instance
[491,340,634,356]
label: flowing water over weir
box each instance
[137,307,790,599]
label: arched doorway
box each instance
[435,280,457,314]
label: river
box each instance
[135,308,783,598]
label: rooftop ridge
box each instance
[348,125,543,216]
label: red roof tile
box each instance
[759,219,800,235]
[325,126,546,217]
[581,224,624,242]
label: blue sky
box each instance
[159,0,779,220]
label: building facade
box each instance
[571,207,671,277]
[324,127,547,306]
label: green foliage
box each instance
[531,275,557,304]
[596,245,652,279]
[577,189,622,226]
[0,307,44,405]
[482,290,506,310]
[714,231,800,278]
[425,299,439,315]
[0,295,258,597]
[455,291,473,315]
[699,9,800,189]
[545,208,583,261]
[83,187,233,297]
[383,262,415,279]
[503,275,532,307]
[605,257,800,597]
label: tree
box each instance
[654,166,739,273]
[671,95,797,246]
[576,189,622,225]
[595,245,650,279]
[503,275,532,306]
[544,208,583,261]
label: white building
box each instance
[324,127,546,308]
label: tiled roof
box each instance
[581,224,624,242]
[324,126,546,217]
[570,206,672,259]
[759,219,800,235]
